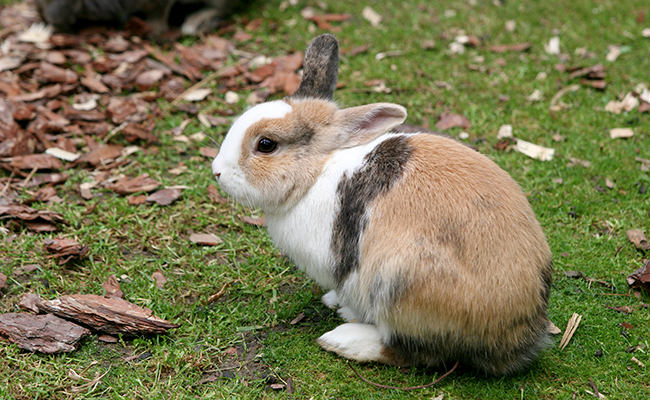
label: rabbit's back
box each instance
[337,132,552,374]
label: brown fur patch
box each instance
[236,100,341,207]
[357,133,552,373]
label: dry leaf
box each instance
[627,260,650,294]
[0,272,6,295]
[109,174,161,195]
[151,269,167,289]
[207,185,228,204]
[559,313,582,350]
[200,147,218,158]
[9,154,63,170]
[435,112,471,130]
[102,275,124,299]
[0,313,90,353]
[127,194,147,205]
[626,229,649,251]
[97,334,118,343]
[145,188,182,206]
[609,128,634,139]
[514,139,555,161]
[76,144,124,167]
[190,233,223,246]
[241,216,266,226]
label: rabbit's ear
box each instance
[292,34,339,101]
[336,103,407,148]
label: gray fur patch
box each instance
[331,135,413,285]
[292,34,339,101]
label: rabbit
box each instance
[211,34,553,375]
[34,0,241,38]
[34,0,174,36]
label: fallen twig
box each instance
[559,313,582,350]
[20,167,38,187]
[347,360,459,390]
[549,84,580,111]
[205,280,237,304]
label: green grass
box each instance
[1,0,650,398]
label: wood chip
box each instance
[514,139,555,161]
[182,88,212,102]
[18,293,43,313]
[0,313,90,353]
[631,356,645,368]
[362,6,382,27]
[45,147,81,162]
[189,233,223,246]
[43,237,89,264]
[609,128,634,139]
[36,294,180,335]
[548,321,562,335]
[626,229,649,251]
[0,204,67,230]
[559,313,582,350]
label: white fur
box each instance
[316,323,385,362]
[212,100,292,208]
[321,290,339,308]
[264,134,405,290]
[336,307,358,322]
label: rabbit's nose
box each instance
[214,173,221,179]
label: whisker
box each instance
[205,131,222,150]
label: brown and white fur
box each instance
[212,34,553,375]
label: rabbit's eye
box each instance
[257,138,278,153]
